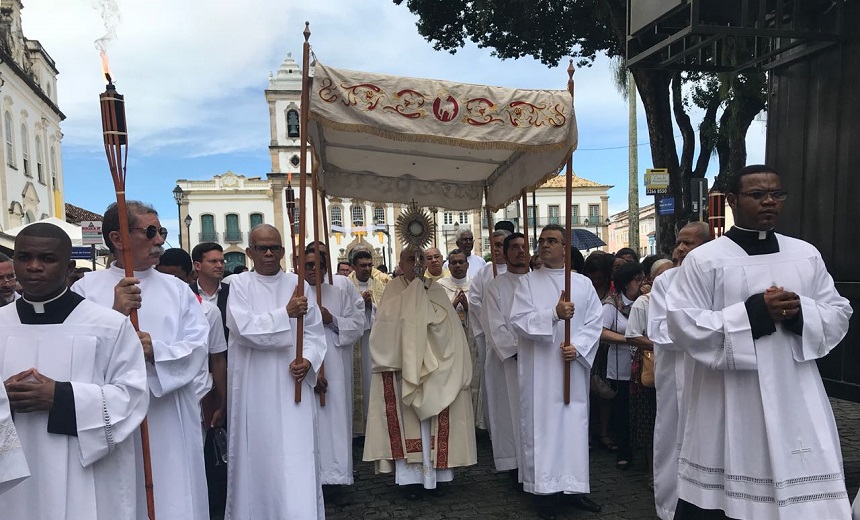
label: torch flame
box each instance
[287,172,292,184]
[100,50,114,85]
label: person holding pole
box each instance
[224,224,327,519]
[510,224,603,520]
[73,202,210,520]
[1,222,148,517]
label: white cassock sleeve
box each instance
[0,382,28,495]
[149,289,209,397]
[483,281,517,361]
[569,281,604,368]
[329,283,365,348]
[665,253,759,371]
[646,273,674,349]
[73,318,149,467]
[792,254,852,362]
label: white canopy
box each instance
[308,62,577,210]
[2,217,84,246]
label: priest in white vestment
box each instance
[647,222,711,520]
[73,202,210,520]
[1,222,149,517]
[225,225,328,520]
[304,251,365,486]
[363,247,476,497]
[443,228,486,278]
[481,233,529,479]
[666,166,853,520]
[348,249,386,431]
[510,224,603,518]
[467,231,509,429]
[0,381,28,495]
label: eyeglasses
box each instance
[0,275,16,284]
[458,237,474,242]
[252,245,284,254]
[738,190,788,201]
[131,226,169,240]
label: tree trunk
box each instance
[632,68,680,255]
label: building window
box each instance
[4,112,14,167]
[35,136,44,183]
[588,204,600,219]
[548,205,560,225]
[286,109,300,139]
[200,214,216,242]
[571,204,580,225]
[373,206,385,225]
[351,205,364,227]
[289,155,300,167]
[20,125,30,177]
[249,213,263,229]
[527,205,537,227]
[458,212,469,224]
[443,211,453,225]
[225,213,241,242]
[224,252,246,274]
[49,146,57,186]
[330,205,343,227]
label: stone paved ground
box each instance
[322,398,860,519]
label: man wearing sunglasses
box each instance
[665,165,853,519]
[225,224,328,519]
[72,201,210,520]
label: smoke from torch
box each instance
[93,0,121,83]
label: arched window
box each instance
[351,205,364,227]
[286,109,300,139]
[373,206,385,225]
[330,205,343,227]
[200,214,216,242]
[249,213,263,229]
[20,124,30,177]
[225,213,241,242]
[35,135,44,183]
[4,112,14,167]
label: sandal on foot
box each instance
[598,436,619,452]
[616,459,631,470]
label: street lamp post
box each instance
[184,214,193,251]
[172,185,184,250]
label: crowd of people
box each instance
[0,164,856,520]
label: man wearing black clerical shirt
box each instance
[665,165,853,520]
[0,222,149,518]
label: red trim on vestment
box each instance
[437,407,450,469]
[382,372,404,459]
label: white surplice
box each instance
[646,267,684,520]
[666,234,853,519]
[0,297,149,518]
[0,381,27,495]
[225,271,328,520]
[73,265,210,520]
[481,271,525,473]
[468,263,507,429]
[511,268,602,495]
[443,254,486,278]
[309,281,364,485]
[193,300,228,401]
[349,274,382,430]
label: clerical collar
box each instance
[17,289,84,324]
[451,276,468,286]
[725,226,779,256]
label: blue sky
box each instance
[22,0,765,244]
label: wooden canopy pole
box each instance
[321,190,334,285]
[294,22,312,403]
[100,78,156,520]
[563,59,575,405]
[521,189,529,263]
[484,186,497,278]
[311,154,325,407]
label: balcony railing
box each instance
[199,231,219,242]
[224,230,243,243]
[501,216,607,228]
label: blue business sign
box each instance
[71,246,93,260]
[658,197,675,216]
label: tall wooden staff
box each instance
[484,187,497,278]
[294,22,312,402]
[521,189,529,262]
[100,68,156,519]
[310,155,326,407]
[563,59,575,405]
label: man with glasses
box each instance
[443,228,485,278]
[665,165,853,519]
[73,201,210,520]
[0,253,19,306]
[225,224,328,519]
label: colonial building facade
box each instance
[0,0,65,230]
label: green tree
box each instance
[394,0,766,253]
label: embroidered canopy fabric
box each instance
[308,62,578,210]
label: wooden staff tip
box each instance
[304,22,311,40]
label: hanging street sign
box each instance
[81,221,103,245]
[645,168,670,195]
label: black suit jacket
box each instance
[190,281,230,342]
